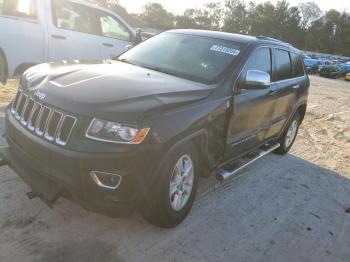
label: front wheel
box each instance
[141,143,199,228]
[274,113,301,155]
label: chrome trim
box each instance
[216,143,281,181]
[35,106,51,136]
[10,90,76,147]
[90,171,122,190]
[28,102,42,131]
[44,111,63,142]
[20,98,34,126]
[55,115,77,146]
[11,90,21,114]
[15,93,27,120]
[245,70,271,87]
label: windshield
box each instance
[118,32,243,83]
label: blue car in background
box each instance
[342,64,350,74]
[304,59,319,74]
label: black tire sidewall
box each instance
[143,143,199,227]
[278,114,301,154]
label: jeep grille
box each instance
[10,90,76,146]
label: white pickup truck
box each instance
[0,0,141,84]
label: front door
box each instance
[97,11,133,59]
[225,47,276,159]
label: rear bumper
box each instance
[1,109,165,217]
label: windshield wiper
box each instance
[118,58,138,66]
[140,64,188,79]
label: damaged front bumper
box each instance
[1,109,165,217]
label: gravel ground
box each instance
[0,76,350,262]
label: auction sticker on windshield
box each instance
[210,45,240,56]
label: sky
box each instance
[119,0,349,14]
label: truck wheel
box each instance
[0,52,8,85]
[141,143,199,228]
[274,113,301,155]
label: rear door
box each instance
[265,49,306,138]
[225,47,277,159]
[97,11,133,58]
[48,0,101,62]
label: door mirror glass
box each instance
[243,70,271,89]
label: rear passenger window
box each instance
[0,0,37,19]
[52,0,97,35]
[275,49,292,81]
[291,53,305,77]
[242,47,272,77]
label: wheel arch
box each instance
[152,130,211,185]
[296,104,307,123]
[14,63,36,76]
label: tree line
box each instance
[93,0,350,57]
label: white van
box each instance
[0,0,141,84]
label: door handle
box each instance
[292,84,300,89]
[103,43,114,48]
[51,35,66,40]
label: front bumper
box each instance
[1,108,165,217]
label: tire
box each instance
[0,51,8,85]
[141,143,199,228]
[274,113,301,155]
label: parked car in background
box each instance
[342,63,350,74]
[0,0,142,85]
[320,65,343,79]
[346,73,350,81]
[317,60,333,72]
[303,58,318,74]
[337,64,348,77]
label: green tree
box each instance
[223,0,249,34]
[140,3,174,30]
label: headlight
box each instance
[86,118,150,144]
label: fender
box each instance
[158,129,209,177]
[133,129,210,207]
[0,47,9,85]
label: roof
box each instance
[167,29,300,52]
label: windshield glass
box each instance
[118,32,243,83]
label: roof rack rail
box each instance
[257,36,283,42]
[257,35,293,47]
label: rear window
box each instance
[0,0,37,19]
[275,49,292,81]
[291,53,305,77]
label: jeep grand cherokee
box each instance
[0,30,309,227]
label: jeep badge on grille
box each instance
[34,90,46,101]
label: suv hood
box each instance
[21,61,212,122]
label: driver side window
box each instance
[99,13,131,41]
[242,47,272,78]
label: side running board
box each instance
[216,143,280,181]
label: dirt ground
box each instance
[0,76,349,262]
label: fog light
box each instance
[90,171,122,190]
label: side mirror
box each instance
[243,70,271,89]
[134,28,143,45]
